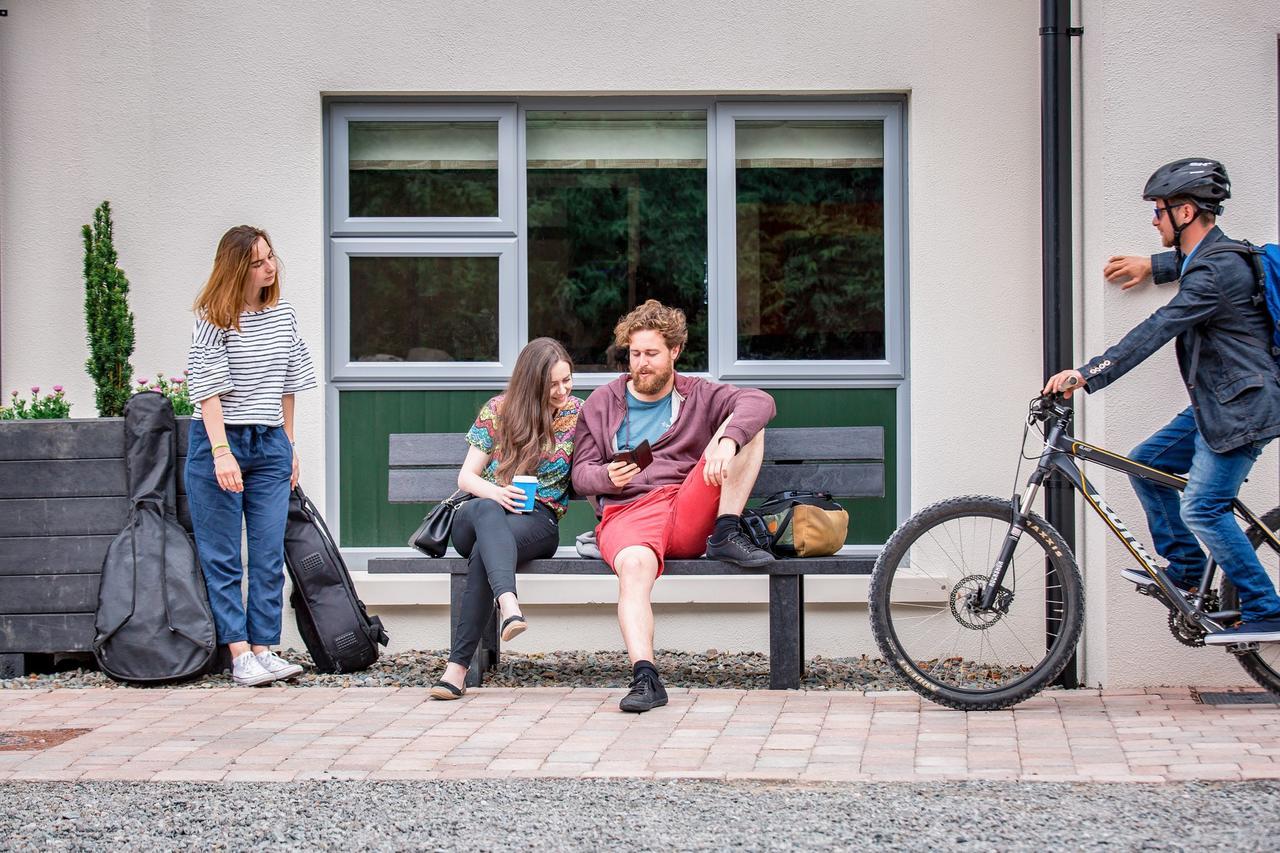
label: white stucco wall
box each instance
[2,0,1277,686]
[1078,0,1280,687]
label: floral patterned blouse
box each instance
[466,394,585,520]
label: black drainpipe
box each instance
[1041,0,1081,689]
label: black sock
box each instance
[633,659,659,679]
[712,514,740,540]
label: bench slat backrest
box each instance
[388,426,884,503]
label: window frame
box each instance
[330,102,519,236]
[713,101,905,381]
[330,237,519,381]
[324,96,906,389]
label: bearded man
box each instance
[570,299,777,712]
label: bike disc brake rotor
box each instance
[950,574,1012,630]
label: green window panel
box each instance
[338,387,897,547]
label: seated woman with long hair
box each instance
[431,337,583,699]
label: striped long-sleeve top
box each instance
[186,300,317,425]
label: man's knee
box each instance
[614,546,659,589]
[1178,491,1225,532]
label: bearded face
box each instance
[627,329,678,396]
[631,361,673,395]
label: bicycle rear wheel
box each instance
[869,495,1085,710]
[1219,507,1280,697]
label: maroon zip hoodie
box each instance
[570,372,776,512]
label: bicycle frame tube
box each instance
[983,410,1266,632]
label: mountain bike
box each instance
[868,389,1280,711]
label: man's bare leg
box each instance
[703,420,772,566]
[613,544,660,665]
[717,427,765,515]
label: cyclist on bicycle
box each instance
[1044,158,1280,644]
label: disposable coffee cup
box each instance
[512,476,538,512]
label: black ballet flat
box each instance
[430,679,466,700]
[501,614,528,642]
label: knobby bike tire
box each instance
[869,495,1086,711]
[1219,507,1280,697]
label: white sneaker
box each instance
[232,651,276,686]
[255,650,304,682]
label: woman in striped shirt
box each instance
[430,337,584,699]
[185,226,317,687]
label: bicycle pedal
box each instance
[1226,641,1262,655]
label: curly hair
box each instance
[613,299,688,352]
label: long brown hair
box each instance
[193,226,282,330]
[494,337,573,484]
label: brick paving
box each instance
[0,686,1278,784]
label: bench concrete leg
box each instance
[769,574,805,690]
[475,602,501,685]
[0,654,24,679]
[450,575,500,689]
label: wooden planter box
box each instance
[0,417,192,677]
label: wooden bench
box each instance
[369,426,884,689]
[0,418,194,678]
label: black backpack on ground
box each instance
[94,393,217,683]
[284,486,389,672]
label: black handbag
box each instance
[408,490,474,557]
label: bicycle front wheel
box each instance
[869,495,1085,711]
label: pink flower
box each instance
[30,386,39,394]
[136,377,149,385]
[170,376,184,384]
[53,385,63,393]
[149,385,161,392]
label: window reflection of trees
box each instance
[737,167,885,361]
[527,168,709,372]
[350,256,499,362]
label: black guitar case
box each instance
[284,486,388,673]
[93,392,216,682]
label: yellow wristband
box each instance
[211,442,230,456]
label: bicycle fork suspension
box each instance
[979,470,1050,611]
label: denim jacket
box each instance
[1079,227,1280,452]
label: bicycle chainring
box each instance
[950,574,1012,630]
[1168,610,1206,648]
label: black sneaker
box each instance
[619,669,668,713]
[706,528,775,568]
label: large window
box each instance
[327,99,903,384]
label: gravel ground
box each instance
[0,649,1031,692]
[1,779,1277,851]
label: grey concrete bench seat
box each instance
[368,426,884,689]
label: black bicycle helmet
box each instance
[1142,158,1230,215]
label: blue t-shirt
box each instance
[616,388,673,451]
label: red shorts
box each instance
[596,458,721,577]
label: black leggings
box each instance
[447,498,559,667]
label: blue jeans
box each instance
[1130,407,1280,622]
[186,420,293,645]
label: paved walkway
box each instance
[2,686,1279,784]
